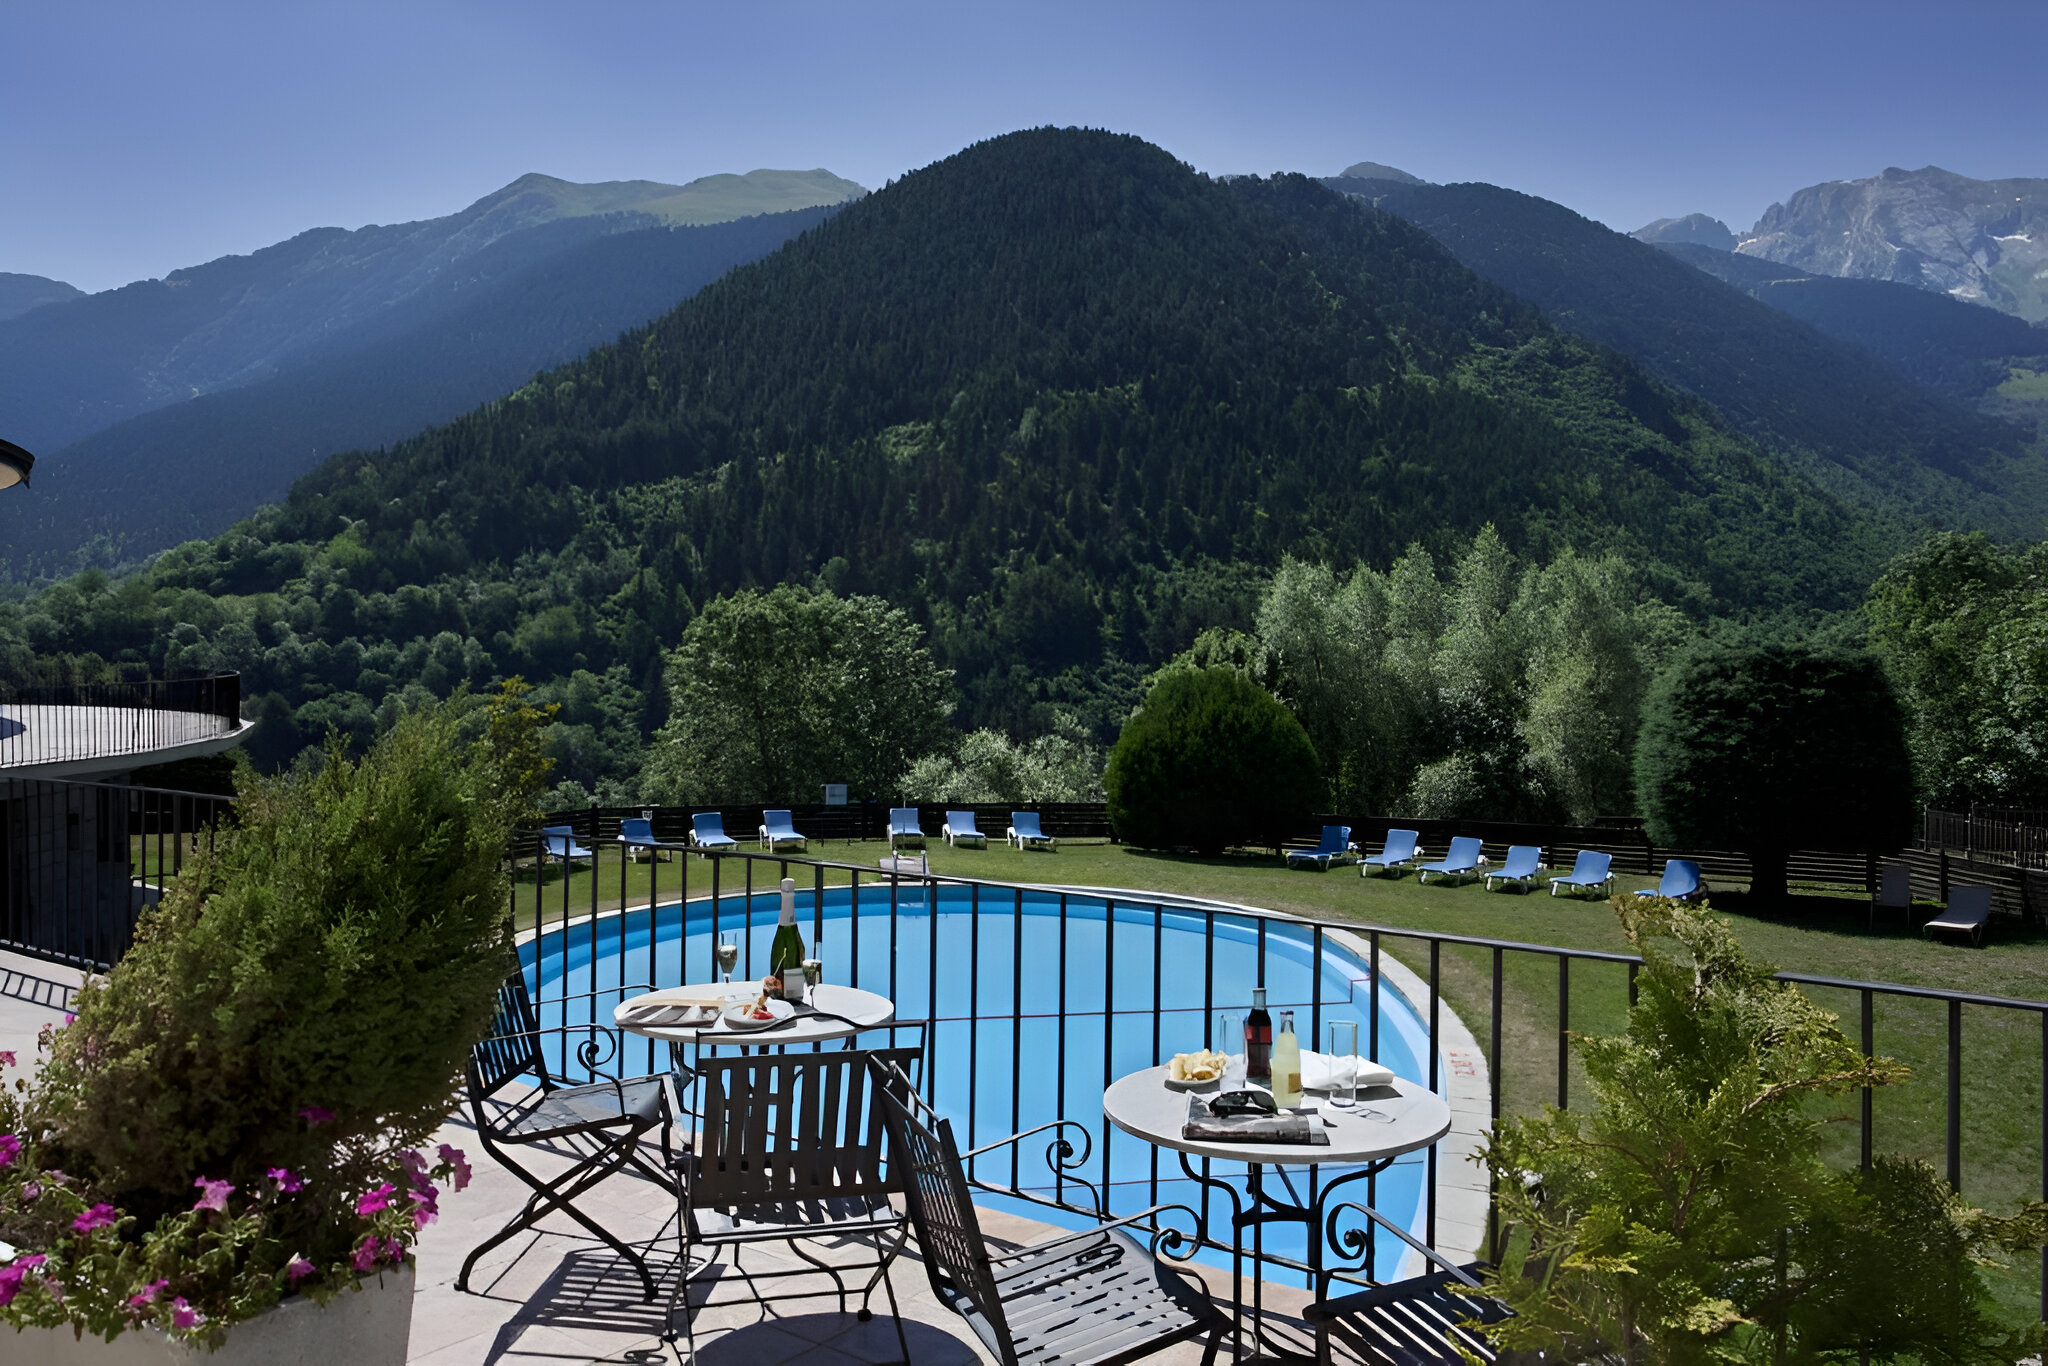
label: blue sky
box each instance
[6,0,2044,293]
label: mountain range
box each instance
[0,272,83,321]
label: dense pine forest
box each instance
[1,129,2036,805]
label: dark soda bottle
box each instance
[1245,986,1273,1083]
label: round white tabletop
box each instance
[613,983,894,1046]
[1103,1066,1450,1166]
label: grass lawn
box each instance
[516,834,2048,1321]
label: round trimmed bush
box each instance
[1106,667,1322,855]
[1634,640,1913,901]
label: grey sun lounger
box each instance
[690,811,738,851]
[1635,858,1702,901]
[1549,848,1614,898]
[888,807,927,851]
[1416,835,1484,885]
[944,810,987,847]
[1285,825,1356,871]
[1922,885,1993,947]
[1360,829,1420,877]
[759,809,808,851]
[1483,845,1543,892]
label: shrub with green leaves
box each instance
[1105,666,1321,855]
[1478,898,2045,1365]
[0,689,541,1345]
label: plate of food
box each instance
[1164,1049,1228,1091]
[722,996,796,1032]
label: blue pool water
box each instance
[522,881,1441,1283]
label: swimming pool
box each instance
[522,878,1442,1284]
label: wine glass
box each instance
[716,932,739,986]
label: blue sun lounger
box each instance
[1359,829,1420,878]
[759,809,808,852]
[1008,811,1056,850]
[1483,845,1543,892]
[1635,859,1702,901]
[616,817,667,862]
[944,811,987,847]
[690,812,738,852]
[1549,849,1614,898]
[889,807,927,851]
[1416,835,1484,885]
[540,825,593,865]
[1285,825,1356,871]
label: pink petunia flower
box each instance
[297,1106,334,1126]
[191,1178,233,1213]
[72,1202,117,1234]
[0,1134,20,1168]
[20,1182,39,1203]
[170,1297,201,1330]
[267,1167,304,1194]
[397,1149,426,1176]
[0,1254,45,1308]
[0,1051,15,1068]
[354,1182,396,1216]
[350,1238,380,1272]
[127,1278,169,1309]
[285,1255,316,1283]
[380,1236,405,1263]
[438,1143,472,1191]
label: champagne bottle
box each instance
[1245,987,1273,1084]
[1272,1010,1303,1108]
[769,877,806,1004]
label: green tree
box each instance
[644,584,953,803]
[1634,640,1913,901]
[1481,899,2043,1365]
[900,713,1104,802]
[1104,667,1320,855]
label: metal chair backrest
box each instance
[1876,863,1911,908]
[1572,848,1613,882]
[946,810,981,837]
[1381,829,1419,861]
[620,817,655,844]
[1947,886,1993,919]
[764,809,799,836]
[1499,845,1541,878]
[1661,859,1702,896]
[692,811,729,843]
[871,1071,1018,1364]
[467,969,549,1105]
[1318,825,1351,855]
[891,807,922,833]
[689,1046,924,1213]
[1442,835,1483,867]
[1011,811,1045,839]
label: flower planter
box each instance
[0,1264,412,1365]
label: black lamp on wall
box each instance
[0,439,32,490]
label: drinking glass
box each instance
[716,932,740,986]
[1215,1012,1243,1088]
[1326,1020,1360,1108]
[802,957,823,992]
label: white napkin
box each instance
[1301,1049,1395,1092]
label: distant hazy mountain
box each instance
[1337,160,1425,184]
[1327,177,2042,533]
[1633,214,1735,251]
[1656,240,2048,398]
[1737,166,2048,323]
[5,207,840,577]
[0,168,865,455]
[0,272,83,322]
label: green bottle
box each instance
[769,877,806,1004]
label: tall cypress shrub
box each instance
[1105,667,1321,856]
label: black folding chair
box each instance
[1305,1259,1513,1366]
[457,971,675,1302]
[871,1063,1229,1366]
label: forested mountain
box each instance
[0,272,81,321]
[1654,240,2048,400]
[1737,166,2048,322]
[2,207,842,578]
[1328,176,2046,533]
[0,129,1915,792]
[0,169,864,455]
[1631,215,1736,250]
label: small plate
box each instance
[1163,1074,1221,1092]
[722,999,796,1032]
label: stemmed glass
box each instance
[716,932,740,986]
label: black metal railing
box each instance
[510,840,2048,1322]
[0,672,242,772]
[1926,807,2048,871]
[0,776,232,970]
